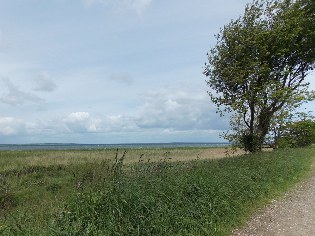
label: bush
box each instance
[279,120,315,148]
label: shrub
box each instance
[279,120,315,148]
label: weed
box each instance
[0,175,15,210]
[0,147,314,235]
[111,149,127,177]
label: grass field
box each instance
[0,146,314,235]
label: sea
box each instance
[0,142,229,151]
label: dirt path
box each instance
[231,165,315,236]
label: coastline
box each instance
[0,142,229,151]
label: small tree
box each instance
[204,0,315,152]
[278,119,315,147]
[268,91,315,148]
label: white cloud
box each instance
[33,72,57,92]
[103,115,139,132]
[0,117,25,135]
[84,0,152,16]
[63,112,102,132]
[65,112,90,122]
[134,89,225,131]
[128,0,152,16]
[0,78,227,142]
[0,78,44,106]
[0,95,226,141]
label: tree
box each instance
[278,119,315,147]
[268,91,315,148]
[204,0,315,152]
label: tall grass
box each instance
[0,147,314,235]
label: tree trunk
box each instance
[256,111,273,152]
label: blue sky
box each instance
[0,0,314,144]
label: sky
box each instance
[0,0,314,144]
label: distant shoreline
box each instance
[0,142,230,151]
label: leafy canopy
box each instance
[204,0,315,152]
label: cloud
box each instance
[134,89,226,131]
[61,112,138,133]
[0,78,44,106]
[128,0,152,16]
[84,0,152,16]
[103,115,139,132]
[54,88,226,135]
[0,97,226,142]
[63,112,102,132]
[0,84,227,141]
[109,73,134,85]
[0,117,25,135]
[33,72,57,92]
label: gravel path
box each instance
[231,168,315,236]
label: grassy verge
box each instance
[0,147,314,235]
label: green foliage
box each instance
[268,105,315,148]
[278,119,315,147]
[204,0,315,152]
[0,175,15,210]
[0,148,314,235]
[241,133,260,153]
[50,148,314,236]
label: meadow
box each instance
[0,146,314,235]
